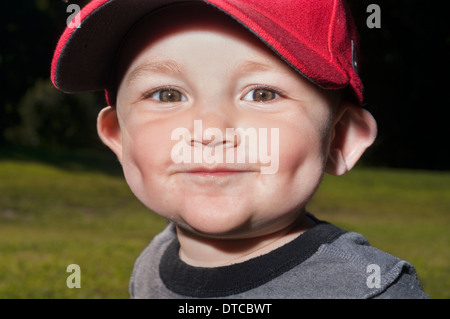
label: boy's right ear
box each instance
[97,106,123,162]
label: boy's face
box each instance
[108,4,338,238]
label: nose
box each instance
[190,104,238,149]
[190,118,238,149]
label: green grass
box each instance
[0,153,448,298]
[0,157,167,298]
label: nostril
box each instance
[223,139,235,148]
[188,121,240,148]
[191,135,236,148]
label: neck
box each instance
[176,214,314,268]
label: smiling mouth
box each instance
[186,170,248,177]
[174,165,258,177]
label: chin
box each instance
[174,200,256,238]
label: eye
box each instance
[147,88,187,102]
[242,87,280,102]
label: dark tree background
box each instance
[1,0,449,169]
[348,0,449,170]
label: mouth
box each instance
[187,170,247,177]
[174,165,258,177]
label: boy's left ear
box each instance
[325,101,377,176]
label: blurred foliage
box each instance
[1,0,449,169]
[1,0,95,150]
[5,78,103,149]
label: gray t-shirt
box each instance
[129,216,428,299]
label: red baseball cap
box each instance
[51,0,363,105]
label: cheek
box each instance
[267,119,328,208]
[119,116,178,209]
[278,120,327,173]
[122,122,170,171]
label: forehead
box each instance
[116,2,278,82]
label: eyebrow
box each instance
[125,59,277,87]
[125,59,184,85]
[236,60,274,74]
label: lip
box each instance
[186,170,248,177]
[173,165,258,177]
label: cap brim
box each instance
[52,0,183,93]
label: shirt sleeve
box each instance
[373,271,430,299]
